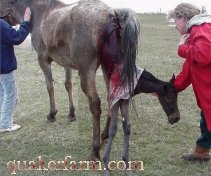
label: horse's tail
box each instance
[98,8,140,97]
[116,8,140,95]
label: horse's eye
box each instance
[7,3,12,7]
[166,98,174,104]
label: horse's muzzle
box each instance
[168,112,180,125]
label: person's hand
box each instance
[23,7,31,22]
[179,34,190,45]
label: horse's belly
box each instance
[50,52,77,69]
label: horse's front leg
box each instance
[120,99,132,176]
[64,67,76,122]
[103,102,119,176]
[38,56,57,122]
[79,68,101,161]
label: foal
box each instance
[102,69,180,176]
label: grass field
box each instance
[0,13,211,176]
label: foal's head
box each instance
[157,75,180,124]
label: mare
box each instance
[0,0,140,161]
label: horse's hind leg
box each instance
[79,68,101,161]
[38,56,57,122]
[101,66,111,145]
[64,67,76,122]
[120,99,132,175]
[103,102,119,176]
[101,111,111,146]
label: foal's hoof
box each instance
[104,169,111,176]
[46,110,58,123]
[126,170,133,176]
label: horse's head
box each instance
[157,75,180,124]
[0,0,28,25]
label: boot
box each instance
[182,145,210,162]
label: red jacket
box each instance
[174,23,211,131]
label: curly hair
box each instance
[168,3,200,20]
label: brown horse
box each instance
[0,0,141,161]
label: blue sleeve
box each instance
[0,19,30,45]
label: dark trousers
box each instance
[196,111,211,148]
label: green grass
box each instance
[0,13,210,176]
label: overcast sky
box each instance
[61,0,211,13]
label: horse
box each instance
[0,0,142,161]
[101,68,180,176]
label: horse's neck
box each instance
[29,0,66,32]
[134,70,166,95]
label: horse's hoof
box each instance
[68,107,76,122]
[46,110,58,123]
[68,117,76,122]
[68,115,76,122]
[46,118,56,123]
[90,153,101,162]
[90,155,101,162]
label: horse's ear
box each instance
[170,74,175,84]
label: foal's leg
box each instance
[79,68,101,161]
[120,99,132,175]
[38,57,57,122]
[64,67,76,122]
[103,102,119,175]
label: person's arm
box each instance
[0,7,31,45]
[178,26,211,66]
[1,21,30,45]
[174,60,191,92]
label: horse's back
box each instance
[70,0,113,47]
[41,0,112,46]
[40,0,113,68]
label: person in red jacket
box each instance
[169,3,211,162]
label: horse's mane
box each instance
[45,0,66,8]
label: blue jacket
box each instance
[0,19,30,74]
